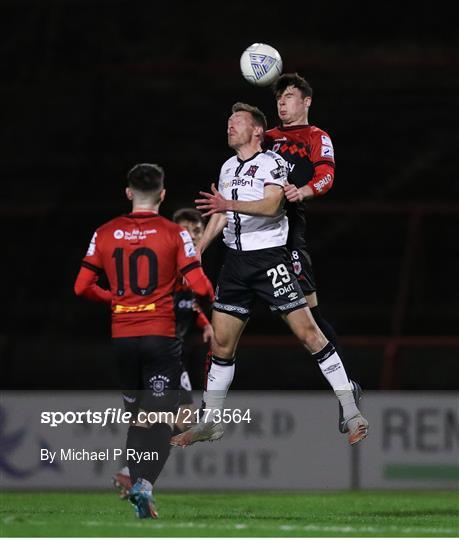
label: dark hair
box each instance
[272,73,313,99]
[231,102,267,131]
[126,163,165,193]
[173,208,204,225]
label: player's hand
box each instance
[195,183,229,217]
[283,182,304,203]
[202,324,214,344]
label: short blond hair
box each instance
[231,102,267,131]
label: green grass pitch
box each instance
[1,491,458,537]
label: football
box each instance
[240,43,283,87]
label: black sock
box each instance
[126,423,172,486]
[310,305,344,359]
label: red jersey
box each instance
[79,211,207,338]
[265,125,335,249]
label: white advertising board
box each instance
[1,391,457,490]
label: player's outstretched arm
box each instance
[196,184,284,217]
[74,266,112,303]
[198,211,227,255]
[196,183,284,218]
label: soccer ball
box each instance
[240,43,283,87]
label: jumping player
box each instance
[171,103,368,448]
[264,73,365,437]
[74,164,214,518]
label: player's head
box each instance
[173,208,205,247]
[125,163,166,208]
[228,102,267,150]
[273,73,313,126]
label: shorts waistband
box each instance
[226,246,286,255]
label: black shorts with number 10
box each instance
[213,246,307,319]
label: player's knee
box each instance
[295,321,326,350]
[211,334,236,358]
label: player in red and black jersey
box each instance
[265,73,365,439]
[74,163,213,519]
[111,208,213,501]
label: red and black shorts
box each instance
[288,246,317,295]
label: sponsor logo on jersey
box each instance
[321,145,334,158]
[113,303,156,313]
[313,174,333,193]
[86,232,97,256]
[180,230,192,243]
[115,229,157,241]
[270,158,288,180]
[221,177,254,189]
[270,166,287,180]
[179,230,197,257]
[288,291,299,301]
[178,299,194,310]
[184,242,196,257]
[321,135,332,146]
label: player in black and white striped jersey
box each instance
[170,102,368,448]
[217,148,289,252]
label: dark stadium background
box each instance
[1,1,458,392]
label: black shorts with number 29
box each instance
[213,246,307,319]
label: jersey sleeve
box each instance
[307,130,335,196]
[265,155,288,188]
[76,229,111,302]
[175,228,202,276]
[81,230,104,273]
[196,309,210,329]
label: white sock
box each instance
[313,343,360,419]
[202,359,235,421]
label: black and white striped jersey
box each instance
[219,150,289,251]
